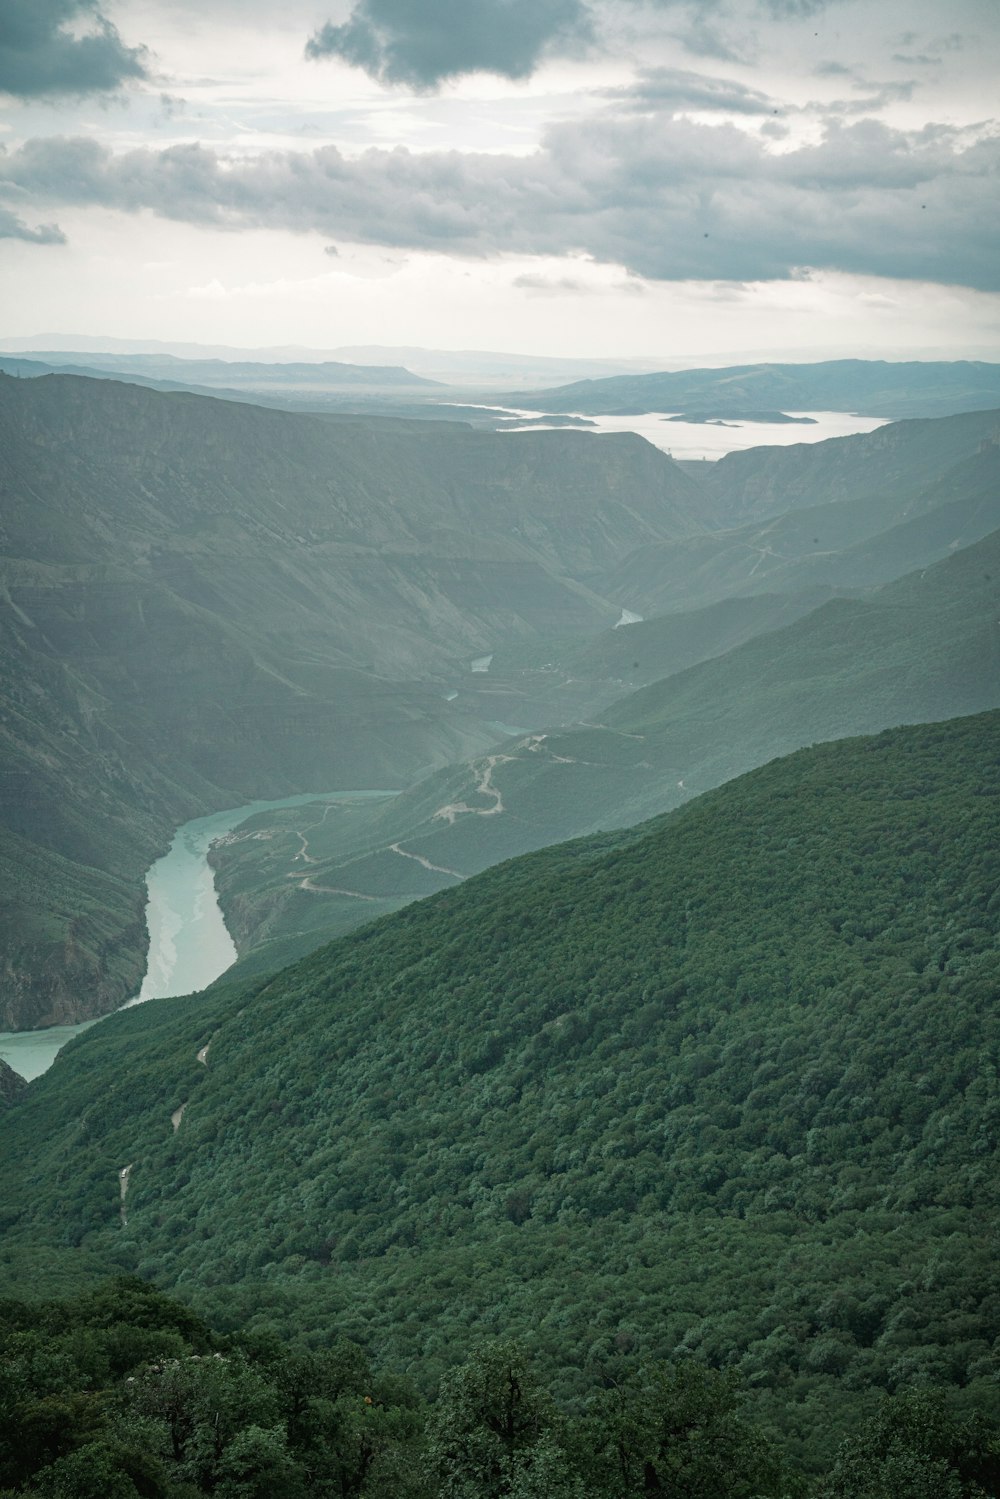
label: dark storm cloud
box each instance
[0,0,148,99]
[305,0,593,89]
[2,114,997,290]
[606,66,781,115]
[0,205,65,243]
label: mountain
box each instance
[3,711,998,1464]
[0,373,707,1028]
[1,352,441,389]
[0,335,663,384]
[507,359,1000,419]
[208,524,1000,977]
[605,414,1000,614]
[0,354,446,416]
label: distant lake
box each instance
[0,790,395,1082]
[485,406,889,459]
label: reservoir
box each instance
[0,790,394,1082]
[485,405,889,459]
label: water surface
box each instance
[0,790,396,1081]
[473,404,889,459]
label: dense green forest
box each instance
[3,712,999,1475]
[4,1279,998,1497]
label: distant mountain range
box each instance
[7,351,1000,423]
[507,358,1000,419]
[3,351,441,388]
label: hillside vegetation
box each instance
[2,712,998,1468]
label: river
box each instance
[0,790,394,1082]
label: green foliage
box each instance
[580,1363,792,1499]
[2,713,999,1469]
[424,1341,579,1498]
[819,1389,1000,1499]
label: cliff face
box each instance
[0,375,713,1028]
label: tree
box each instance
[819,1388,1000,1499]
[581,1362,791,1499]
[424,1342,580,1499]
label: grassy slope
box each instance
[1,711,998,1468]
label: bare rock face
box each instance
[0,1057,26,1106]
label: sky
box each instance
[1,0,999,362]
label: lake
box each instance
[487,406,889,459]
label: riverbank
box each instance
[0,789,397,1081]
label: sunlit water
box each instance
[0,790,395,1081]
[446,403,889,459]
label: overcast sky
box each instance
[1,0,998,361]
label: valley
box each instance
[3,711,999,1474]
[1,361,998,1492]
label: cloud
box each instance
[818,80,918,117]
[305,0,594,89]
[760,0,830,14]
[671,15,755,64]
[0,0,148,99]
[2,113,997,290]
[513,268,646,294]
[606,66,781,116]
[0,204,65,243]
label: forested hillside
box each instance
[2,1280,997,1496]
[3,712,998,1470]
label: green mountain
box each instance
[0,374,706,1027]
[507,358,1000,419]
[2,711,998,1467]
[208,525,1000,976]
